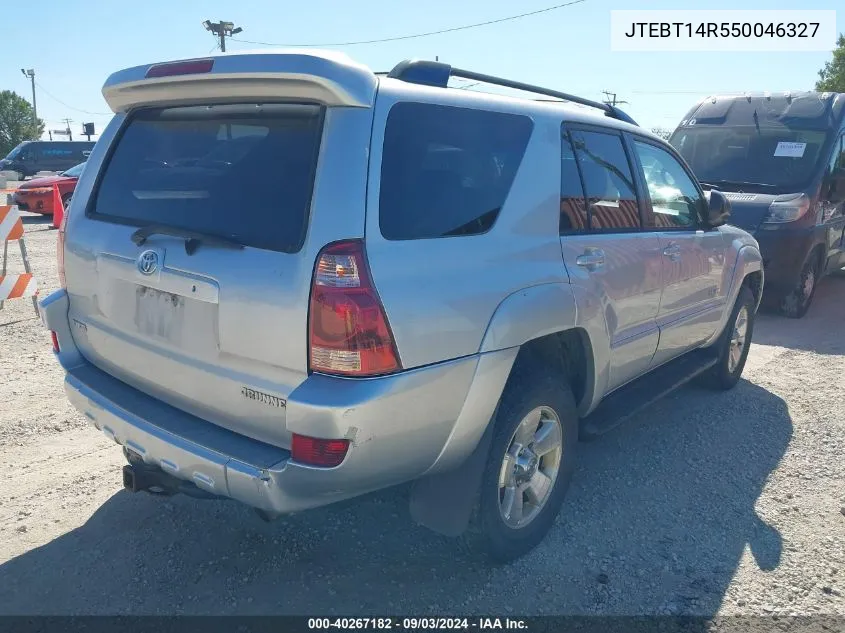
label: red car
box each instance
[12,162,85,215]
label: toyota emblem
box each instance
[137,250,159,276]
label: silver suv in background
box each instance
[41,51,764,562]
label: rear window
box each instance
[379,103,533,240]
[91,103,324,253]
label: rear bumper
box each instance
[40,290,516,515]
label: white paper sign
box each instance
[774,142,807,158]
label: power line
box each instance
[34,81,111,116]
[231,0,587,48]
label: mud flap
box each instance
[409,414,496,537]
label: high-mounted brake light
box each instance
[308,240,401,377]
[145,59,214,78]
[291,434,350,468]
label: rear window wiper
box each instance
[131,224,245,255]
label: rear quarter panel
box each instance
[363,81,569,370]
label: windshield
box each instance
[61,163,86,178]
[670,126,828,191]
[4,143,26,160]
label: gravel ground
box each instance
[0,214,843,617]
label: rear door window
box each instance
[91,103,324,254]
[570,129,641,230]
[560,132,589,232]
[379,103,533,240]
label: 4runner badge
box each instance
[241,387,286,409]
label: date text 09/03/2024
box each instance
[307,618,528,630]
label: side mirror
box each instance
[705,189,731,228]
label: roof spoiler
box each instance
[102,51,379,113]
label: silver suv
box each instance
[41,51,763,562]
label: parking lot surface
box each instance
[0,216,843,616]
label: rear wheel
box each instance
[473,359,579,562]
[780,252,821,319]
[61,192,72,212]
[703,286,755,390]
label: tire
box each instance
[703,285,756,390]
[60,193,72,212]
[471,356,579,563]
[780,251,821,319]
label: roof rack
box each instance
[386,59,638,127]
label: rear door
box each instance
[628,135,727,368]
[559,125,663,392]
[64,60,377,448]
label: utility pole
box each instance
[62,118,74,141]
[202,20,243,52]
[20,69,37,127]
[602,90,629,107]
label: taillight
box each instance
[291,434,350,468]
[50,331,60,353]
[308,240,401,377]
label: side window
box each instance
[560,132,588,232]
[379,103,533,240]
[18,145,34,161]
[828,133,845,173]
[570,129,640,230]
[632,140,704,229]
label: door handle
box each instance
[575,248,606,271]
[662,243,681,262]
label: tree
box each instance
[0,91,44,158]
[651,127,672,140]
[816,33,845,93]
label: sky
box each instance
[2,0,842,142]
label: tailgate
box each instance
[62,52,376,448]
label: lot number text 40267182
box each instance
[306,617,528,630]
